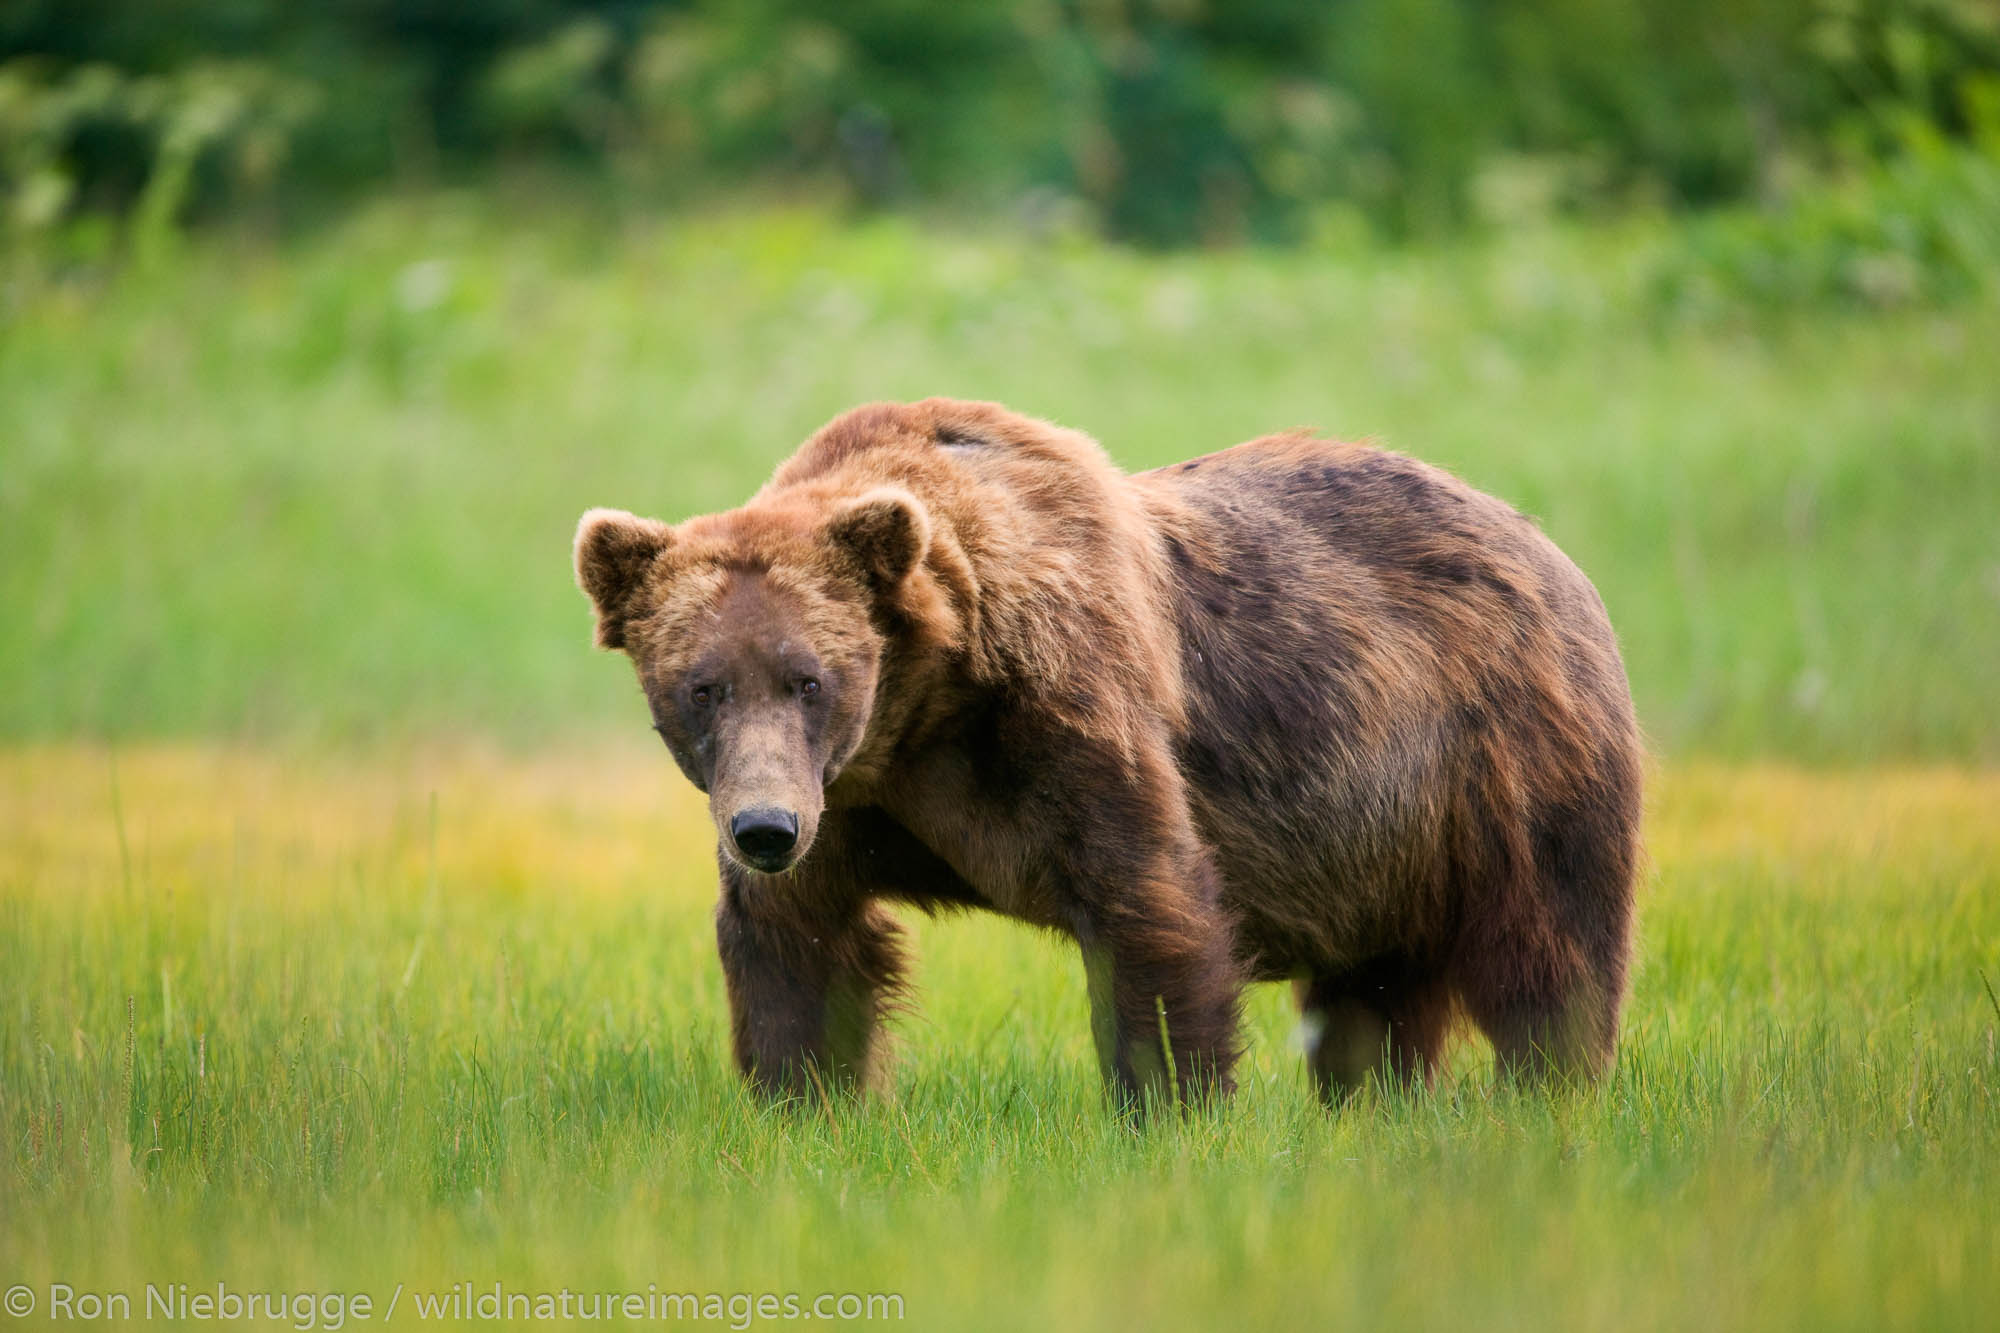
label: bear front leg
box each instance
[1073,847,1243,1112]
[714,881,906,1102]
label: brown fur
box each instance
[575,399,1642,1108]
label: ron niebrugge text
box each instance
[6,1282,906,1327]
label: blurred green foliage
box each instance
[3,0,1998,246]
[1655,98,2000,312]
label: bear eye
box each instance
[799,677,820,698]
[690,685,714,707]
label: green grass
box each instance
[2,200,1996,759]
[2,747,1997,1330]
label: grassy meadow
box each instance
[2,200,1998,1330]
[2,748,1996,1330]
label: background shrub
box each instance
[3,0,1997,247]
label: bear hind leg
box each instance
[1294,958,1452,1104]
[1454,771,1638,1089]
[1465,963,1619,1088]
[1455,876,1631,1089]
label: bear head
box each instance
[573,485,933,877]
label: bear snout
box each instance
[729,806,801,871]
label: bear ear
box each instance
[826,488,930,589]
[574,508,673,651]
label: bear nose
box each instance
[730,807,799,866]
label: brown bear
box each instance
[574,398,1641,1108]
